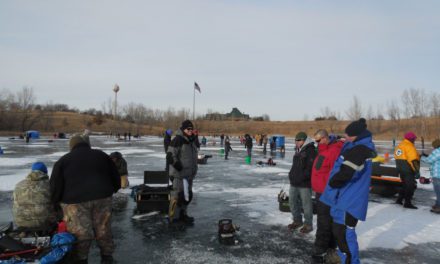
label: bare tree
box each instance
[16,87,41,131]
[401,88,429,136]
[346,96,363,121]
[429,91,440,138]
[386,100,401,138]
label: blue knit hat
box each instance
[31,162,47,174]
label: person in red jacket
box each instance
[311,129,343,263]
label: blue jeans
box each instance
[433,178,440,207]
[289,186,313,226]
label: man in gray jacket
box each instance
[166,120,198,226]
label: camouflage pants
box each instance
[169,177,193,222]
[61,197,114,260]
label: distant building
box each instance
[205,107,250,121]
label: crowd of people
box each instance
[9,118,440,264]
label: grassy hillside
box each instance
[1,111,439,141]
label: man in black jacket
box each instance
[288,132,317,234]
[50,134,120,264]
[166,120,198,226]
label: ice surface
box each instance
[0,136,439,260]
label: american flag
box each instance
[194,82,201,93]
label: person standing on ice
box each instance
[50,134,120,264]
[394,131,420,209]
[164,129,173,173]
[311,130,343,263]
[421,139,440,213]
[320,118,376,264]
[224,136,233,160]
[167,120,198,226]
[245,134,253,157]
[287,131,316,234]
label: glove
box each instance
[173,161,183,171]
[414,172,420,179]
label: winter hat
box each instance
[69,134,90,150]
[432,139,440,149]
[109,151,122,159]
[180,120,194,130]
[345,118,367,137]
[166,129,173,136]
[295,132,307,141]
[404,131,417,142]
[31,162,47,174]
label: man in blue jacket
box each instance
[320,118,376,264]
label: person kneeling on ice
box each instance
[110,151,129,189]
[13,162,57,230]
[50,134,120,264]
[421,139,440,214]
[320,118,376,264]
[256,158,277,166]
[166,120,198,226]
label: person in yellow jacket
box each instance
[394,131,420,209]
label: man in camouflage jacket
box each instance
[13,162,56,229]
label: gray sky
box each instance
[1,0,439,121]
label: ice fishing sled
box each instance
[134,171,171,214]
[370,162,403,197]
[0,222,75,263]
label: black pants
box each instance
[397,169,416,205]
[314,193,337,253]
[332,213,359,264]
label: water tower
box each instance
[113,84,120,119]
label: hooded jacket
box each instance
[288,139,317,187]
[394,139,420,173]
[50,142,121,204]
[167,129,198,180]
[13,171,56,228]
[311,139,344,193]
[320,131,376,224]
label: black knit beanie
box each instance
[345,118,367,137]
[180,120,194,130]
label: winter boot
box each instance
[325,248,341,264]
[403,203,418,209]
[101,255,113,264]
[395,198,403,205]
[299,224,313,234]
[287,221,303,231]
[311,247,326,263]
[430,207,440,214]
[180,210,195,225]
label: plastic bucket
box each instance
[219,149,225,155]
[245,156,251,164]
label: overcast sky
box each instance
[1,1,439,121]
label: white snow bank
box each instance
[358,202,440,250]
[104,149,154,155]
[0,169,48,191]
[248,167,289,174]
[0,157,37,167]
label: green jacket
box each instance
[13,171,56,228]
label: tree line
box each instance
[1,87,439,139]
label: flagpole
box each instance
[193,84,195,120]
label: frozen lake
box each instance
[0,136,439,263]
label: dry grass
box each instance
[1,112,439,141]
